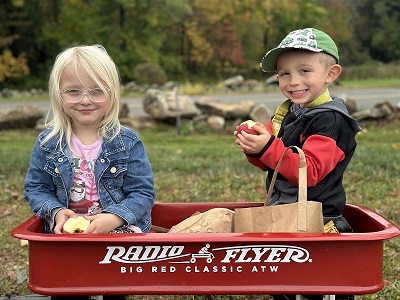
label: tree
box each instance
[215,17,245,67]
[0,0,31,85]
[345,0,400,63]
[0,49,30,82]
[0,0,399,88]
[370,0,400,62]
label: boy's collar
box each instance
[271,88,331,136]
[305,88,331,108]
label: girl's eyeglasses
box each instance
[59,88,110,103]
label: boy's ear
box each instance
[326,64,342,84]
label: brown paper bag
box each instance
[234,146,324,233]
[168,208,234,233]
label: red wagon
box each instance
[11,202,400,297]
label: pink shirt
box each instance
[68,133,103,215]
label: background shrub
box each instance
[133,62,168,85]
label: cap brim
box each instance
[260,48,286,72]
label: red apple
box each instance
[237,120,258,134]
[63,216,90,234]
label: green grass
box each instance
[0,121,399,299]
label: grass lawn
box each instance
[0,120,399,299]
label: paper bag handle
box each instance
[265,146,307,206]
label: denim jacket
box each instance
[24,126,155,233]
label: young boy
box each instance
[234,25,359,300]
[234,28,360,299]
[234,27,359,300]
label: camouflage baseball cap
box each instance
[260,28,339,72]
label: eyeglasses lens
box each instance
[61,88,108,103]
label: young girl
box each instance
[24,45,156,234]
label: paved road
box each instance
[1,87,398,118]
[125,87,399,117]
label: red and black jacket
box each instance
[246,96,361,218]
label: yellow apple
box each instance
[63,216,90,234]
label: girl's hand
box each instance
[234,123,272,154]
[54,209,76,234]
[84,213,125,234]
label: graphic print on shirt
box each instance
[70,179,86,204]
[69,157,102,215]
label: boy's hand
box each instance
[234,122,272,154]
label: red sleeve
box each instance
[244,119,275,171]
[302,135,345,186]
[258,135,344,187]
[246,156,268,171]
[266,120,274,135]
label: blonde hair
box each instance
[319,52,338,69]
[44,44,121,149]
